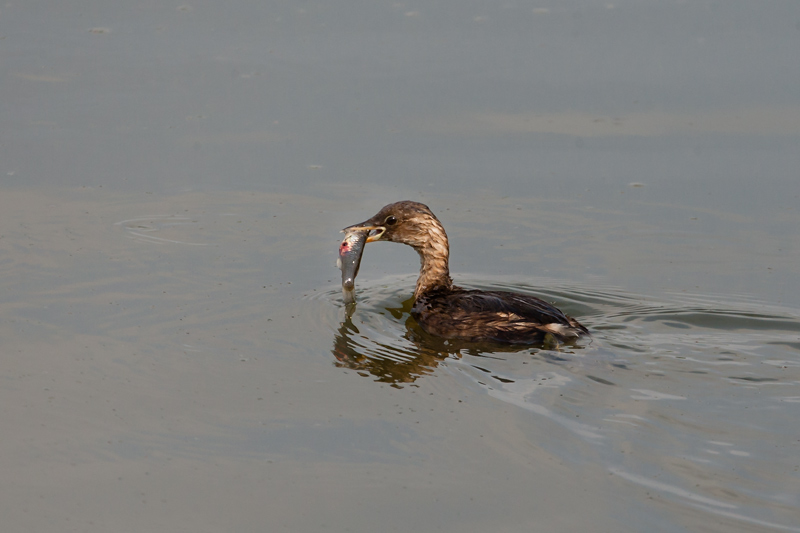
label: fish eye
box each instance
[385,215,397,226]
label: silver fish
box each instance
[337,229,368,304]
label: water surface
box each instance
[1,0,799,531]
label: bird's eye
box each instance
[385,215,397,226]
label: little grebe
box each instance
[343,201,588,343]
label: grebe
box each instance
[343,201,588,344]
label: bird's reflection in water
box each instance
[332,298,584,387]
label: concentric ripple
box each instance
[115,215,211,246]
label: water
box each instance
[319,271,800,530]
[2,0,800,531]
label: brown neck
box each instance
[412,223,452,299]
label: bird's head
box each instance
[342,201,445,250]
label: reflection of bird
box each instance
[331,298,445,384]
[344,201,589,344]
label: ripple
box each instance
[309,274,800,387]
[115,215,211,246]
[305,273,800,531]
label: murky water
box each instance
[2,0,800,531]
[2,187,797,531]
[323,273,800,531]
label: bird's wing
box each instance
[446,290,572,324]
[418,289,588,341]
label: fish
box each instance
[337,229,368,305]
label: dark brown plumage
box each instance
[344,201,588,344]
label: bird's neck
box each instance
[413,224,452,299]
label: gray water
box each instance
[2,1,799,531]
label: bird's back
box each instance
[412,287,588,343]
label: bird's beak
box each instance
[342,223,386,242]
